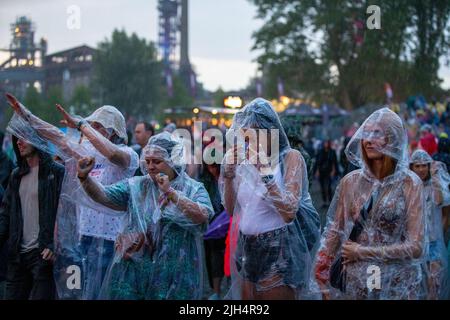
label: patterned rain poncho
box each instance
[314,107,427,300]
[7,103,139,300]
[220,98,320,300]
[410,149,450,299]
[92,132,214,300]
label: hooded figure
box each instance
[5,96,139,300]
[0,136,65,299]
[75,132,214,300]
[410,149,450,299]
[220,98,320,300]
[85,106,129,144]
[314,107,426,300]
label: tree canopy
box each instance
[250,0,450,109]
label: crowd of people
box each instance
[0,93,449,300]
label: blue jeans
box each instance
[79,236,115,300]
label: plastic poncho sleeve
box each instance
[79,177,129,212]
[263,150,303,223]
[430,161,450,207]
[314,181,347,284]
[103,180,131,209]
[8,111,88,161]
[161,182,214,234]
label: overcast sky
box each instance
[0,0,262,91]
[0,0,449,91]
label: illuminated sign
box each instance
[223,96,243,109]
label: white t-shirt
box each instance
[78,142,139,241]
[236,164,288,235]
[19,165,40,252]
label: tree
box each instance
[250,0,450,109]
[44,85,66,125]
[70,85,93,115]
[24,85,42,114]
[94,29,163,118]
[213,87,225,107]
[162,74,194,109]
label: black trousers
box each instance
[5,248,55,300]
[319,174,333,204]
[204,238,226,289]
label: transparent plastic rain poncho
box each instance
[314,107,427,300]
[219,98,321,300]
[74,132,214,300]
[85,105,129,143]
[6,101,139,300]
[410,149,450,299]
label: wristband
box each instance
[78,174,88,182]
[76,119,87,131]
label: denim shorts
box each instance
[235,226,301,290]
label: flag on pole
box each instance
[385,82,393,103]
[277,77,284,98]
[190,71,197,97]
[165,69,173,98]
[256,78,263,96]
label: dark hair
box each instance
[110,134,126,145]
[137,122,155,136]
[438,138,450,154]
[410,162,431,180]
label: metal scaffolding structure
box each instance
[158,0,180,69]
[0,16,46,97]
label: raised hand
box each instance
[5,93,28,118]
[56,104,82,129]
[155,172,171,193]
[77,156,95,179]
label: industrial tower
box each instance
[0,16,46,97]
[158,0,196,96]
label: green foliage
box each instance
[250,0,450,108]
[213,87,225,107]
[94,29,163,118]
[162,74,194,108]
[70,85,93,115]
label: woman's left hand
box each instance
[342,241,362,264]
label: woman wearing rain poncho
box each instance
[220,98,320,300]
[75,132,214,300]
[314,107,426,300]
[410,149,450,299]
[5,94,139,299]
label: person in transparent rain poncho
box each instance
[74,132,213,300]
[314,107,427,300]
[410,149,450,299]
[220,98,320,300]
[5,94,139,299]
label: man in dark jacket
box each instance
[339,137,358,177]
[0,136,65,299]
[314,140,338,207]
